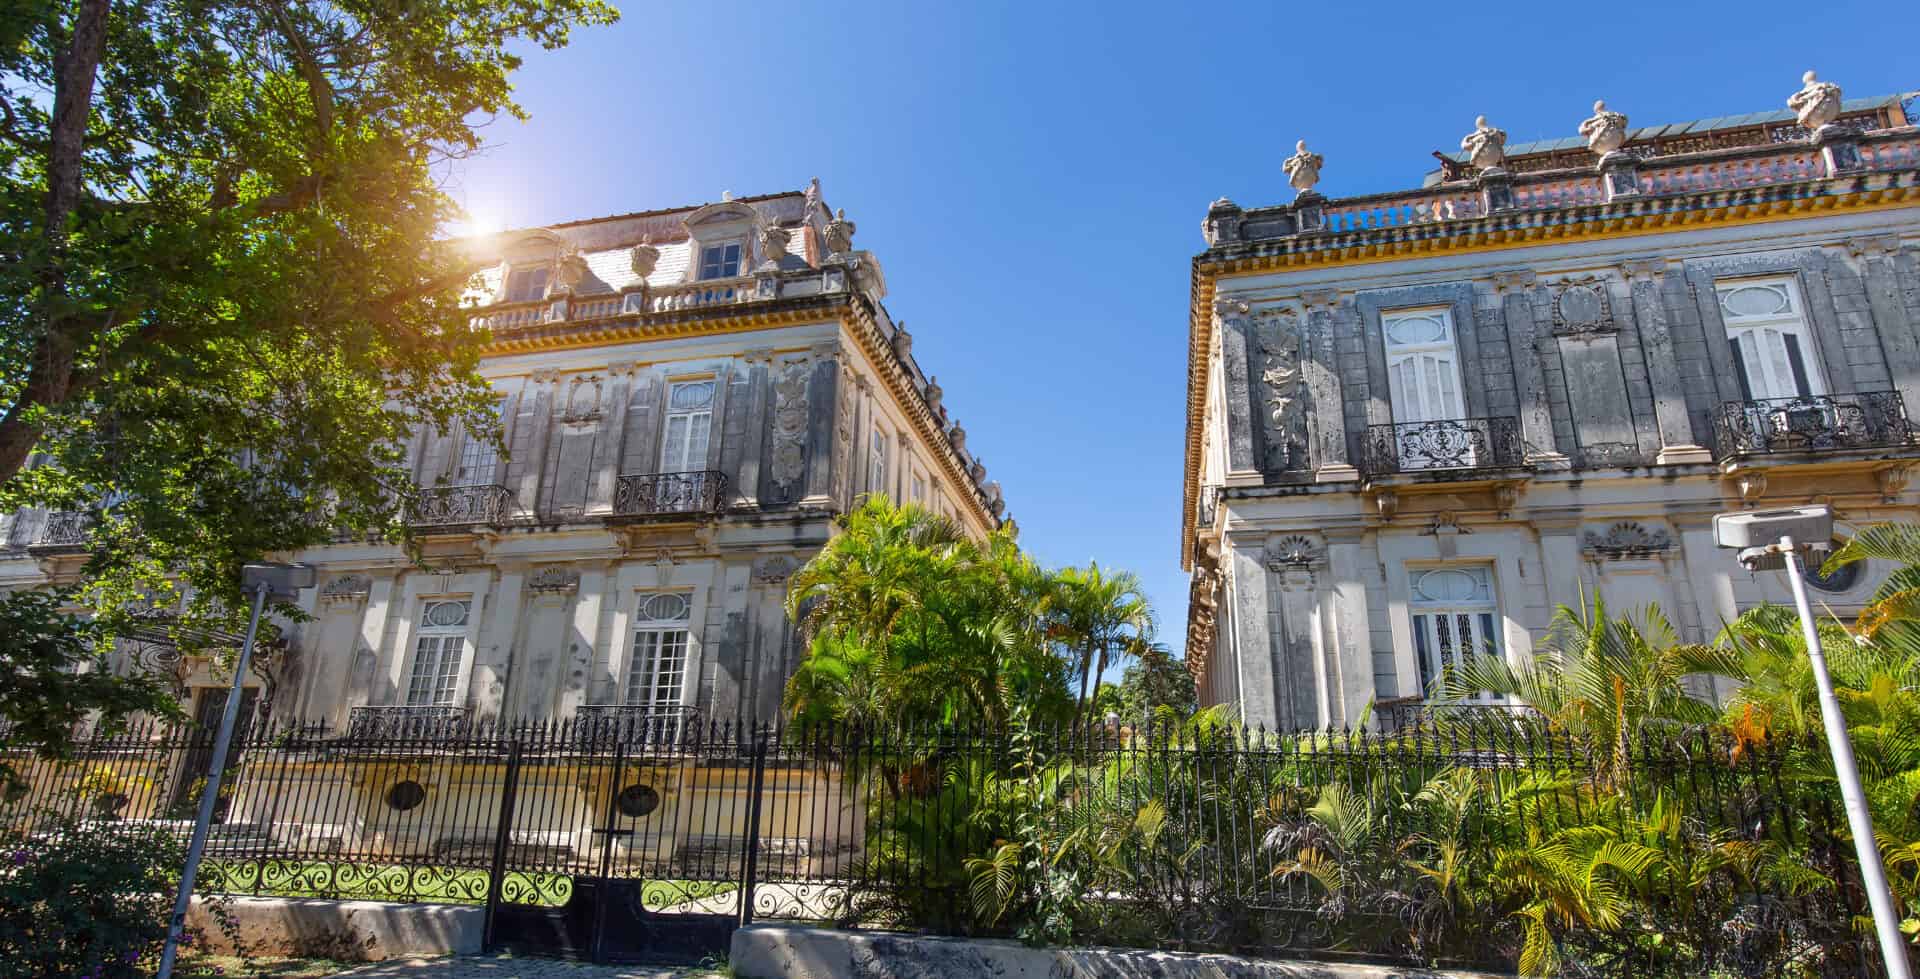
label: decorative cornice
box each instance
[1179,180,1920,570]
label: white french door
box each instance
[1384,308,1470,468]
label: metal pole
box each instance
[155,581,271,979]
[1780,536,1913,979]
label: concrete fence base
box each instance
[729,924,1508,979]
[186,896,483,962]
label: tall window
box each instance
[1717,277,1821,401]
[625,592,693,708]
[1407,567,1500,701]
[1383,307,1466,424]
[911,474,927,504]
[868,425,888,496]
[453,402,505,485]
[698,242,742,280]
[660,380,715,473]
[406,600,471,706]
[503,265,550,303]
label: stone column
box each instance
[735,349,774,509]
[470,567,525,723]
[342,572,399,720]
[1323,531,1376,727]
[1534,515,1587,617]
[802,342,843,507]
[1273,563,1325,731]
[1493,270,1568,468]
[1224,532,1280,730]
[515,370,559,513]
[1621,260,1712,464]
[590,364,636,512]
[556,564,607,718]
[1215,298,1261,480]
[306,576,372,725]
[1849,236,1920,413]
[1675,513,1737,701]
[517,574,575,720]
[1301,289,1357,482]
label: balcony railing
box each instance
[572,704,700,748]
[30,510,93,550]
[345,705,469,739]
[1362,416,1526,477]
[408,484,516,529]
[1712,392,1915,458]
[611,470,728,521]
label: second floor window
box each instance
[626,591,693,708]
[911,474,927,503]
[699,242,742,280]
[503,265,550,303]
[406,600,471,706]
[453,402,505,485]
[1718,276,1820,401]
[660,380,715,473]
[1383,307,1466,424]
[868,426,888,495]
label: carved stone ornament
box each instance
[1461,115,1508,170]
[1282,140,1323,196]
[823,208,856,258]
[948,422,967,454]
[1265,535,1322,569]
[1202,198,1244,247]
[1582,522,1673,559]
[1371,489,1399,521]
[757,225,791,272]
[832,366,856,500]
[891,322,913,362]
[1788,70,1844,131]
[923,375,944,416]
[1551,277,1616,338]
[1579,100,1630,157]
[527,566,581,594]
[752,554,798,585]
[629,238,661,281]
[771,361,810,498]
[319,575,372,605]
[548,254,589,297]
[1877,464,1912,501]
[1255,309,1304,471]
[560,374,603,423]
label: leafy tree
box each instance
[1045,563,1154,724]
[1117,643,1195,723]
[0,0,617,718]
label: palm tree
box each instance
[1045,563,1155,725]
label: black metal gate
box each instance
[484,717,769,965]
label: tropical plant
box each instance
[1045,563,1154,724]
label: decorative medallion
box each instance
[1582,522,1673,559]
[1264,535,1322,569]
[753,554,798,585]
[527,567,581,595]
[1552,277,1615,338]
[319,575,372,605]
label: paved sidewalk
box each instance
[328,955,716,979]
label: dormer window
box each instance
[699,242,742,280]
[503,265,550,303]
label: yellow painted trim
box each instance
[1179,187,1920,570]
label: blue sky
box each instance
[447,1,1916,670]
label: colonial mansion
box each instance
[0,182,1006,734]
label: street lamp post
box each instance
[1714,506,1912,979]
[155,562,313,979]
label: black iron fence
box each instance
[1362,416,1527,476]
[0,716,1881,974]
[1713,391,1915,457]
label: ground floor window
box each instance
[1407,566,1500,701]
[626,591,693,708]
[406,599,471,706]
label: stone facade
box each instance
[1185,85,1920,730]
[0,183,1006,731]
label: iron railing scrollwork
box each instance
[611,470,728,520]
[345,705,470,739]
[29,509,93,550]
[1362,416,1526,476]
[572,705,700,747]
[1712,391,1914,457]
[408,484,516,529]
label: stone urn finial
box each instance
[629,237,660,281]
[1282,140,1323,196]
[546,253,589,297]
[1789,70,1844,131]
[949,422,967,453]
[891,321,913,361]
[924,375,944,414]
[1580,100,1629,157]
[823,208,856,259]
[1461,115,1508,170]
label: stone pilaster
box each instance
[1301,289,1357,482]
[1621,260,1711,464]
[1225,532,1279,730]
[1215,298,1261,480]
[470,567,524,723]
[515,370,559,513]
[343,572,399,722]
[590,364,636,511]
[1493,270,1567,468]
[1533,515,1587,617]
[735,349,774,508]
[1323,531,1375,728]
[1849,236,1920,414]
[802,342,843,507]
[1274,562,1323,732]
[555,564,605,719]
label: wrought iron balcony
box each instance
[1362,416,1526,477]
[1712,392,1915,458]
[407,484,516,530]
[29,510,93,552]
[611,470,728,521]
[345,705,470,739]
[572,705,700,747]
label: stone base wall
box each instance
[186,896,482,962]
[728,924,1504,979]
